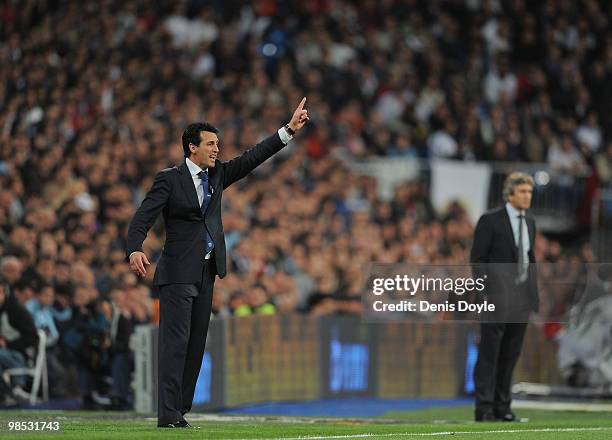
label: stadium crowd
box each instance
[0,0,608,407]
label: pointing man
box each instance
[126,98,309,428]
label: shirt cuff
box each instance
[278,127,293,144]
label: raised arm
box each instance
[223,97,309,188]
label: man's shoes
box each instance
[475,411,496,422]
[157,420,192,428]
[495,410,517,422]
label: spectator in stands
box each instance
[10,278,35,306]
[428,120,459,159]
[61,285,110,408]
[595,143,612,185]
[548,135,589,175]
[524,119,558,163]
[243,286,276,316]
[0,278,39,405]
[0,256,22,288]
[25,282,73,397]
[25,283,59,347]
[576,112,603,156]
[484,56,518,105]
[97,295,134,410]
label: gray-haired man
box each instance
[470,172,539,422]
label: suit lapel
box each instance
[527,216,535,260]
[501,208,518,261]
[178,161,201,210]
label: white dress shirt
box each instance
[185,157,213,259]
[185,157,208,206]
[277,126,293,144]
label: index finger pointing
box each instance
[297,97,306,110]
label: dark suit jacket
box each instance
[470,206,539,312]
[0,291,39,356]
[126,132,286,285]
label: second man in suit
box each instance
[470,172,539,422]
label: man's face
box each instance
[39,287,54,307]
[508,183,533,211]
[1,260,22,284]
[562,137,572,151]
[190,131,219,169]
[15,286,33,305]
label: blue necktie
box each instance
[198,171,214,255]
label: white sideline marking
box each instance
[238,427,612,439]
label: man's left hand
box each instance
[288,97,309,133]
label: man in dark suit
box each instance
[126,98,309,428]
[470,172,539,422]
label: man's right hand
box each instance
[129,251,150,277]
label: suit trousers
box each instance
[474,321,527,414]
[157,257,215,425]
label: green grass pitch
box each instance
[0,406,611,439]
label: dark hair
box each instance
[182,122,219,158]
[14,276,34,292]
[55,282,75,297]
[37,281,53,293]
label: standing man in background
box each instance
[126,98,309,428]
[470,172,539,422]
